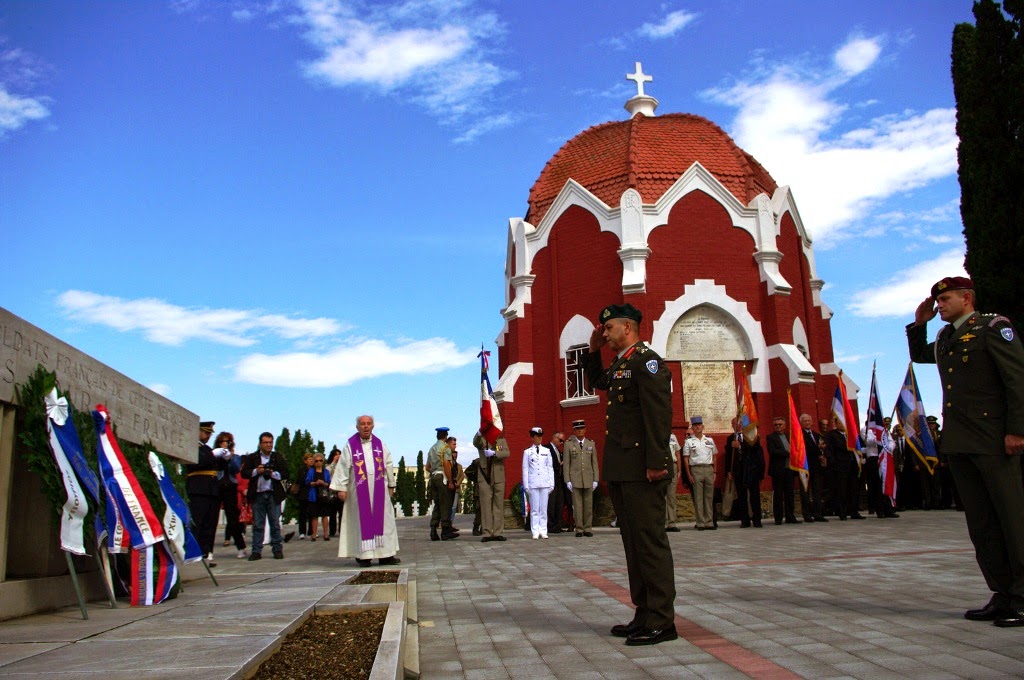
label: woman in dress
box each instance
[522,427,554,539]
[305,454,333,541]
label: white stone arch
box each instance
[559,314,594,354]
[650,279,770,392]
[792,317,809,360]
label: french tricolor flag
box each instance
[478,345,504,446]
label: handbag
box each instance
[318,486,335,503]
[287,481,301,497]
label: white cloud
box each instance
[0,87,49,135]
[147,383,171,396]
[56,290,345,346]
[834,36,882,76]
[847,248,967,318]
[704,35,958,246]
[637,10,698,39]
[235,337,477,387]
[294,0,511,133]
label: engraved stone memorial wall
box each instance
[681,361,734,432]
[0,307,198,461]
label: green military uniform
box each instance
[584,333,675,634]
[908,309,1024,613]
[427,438,456,538]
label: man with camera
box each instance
[241,432,289,561]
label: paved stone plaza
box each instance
[1,509,1022,679]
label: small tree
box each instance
[415,450,427,515]
[396,456,413,517]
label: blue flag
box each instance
[895,363,939,474]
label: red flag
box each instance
[788,390,808,491]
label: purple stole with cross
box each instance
[348,433,386,552]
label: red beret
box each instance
[931,276,973,298]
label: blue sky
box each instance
[2,0,974,460]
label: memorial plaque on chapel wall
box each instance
[0,307,198,462]
[681,361,734,433]
[666,305,749,361]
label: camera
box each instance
[261,462,275,480]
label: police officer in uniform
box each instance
[908,276,1024,626]
[584,303,677,646]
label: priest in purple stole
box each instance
[330,414,400,566]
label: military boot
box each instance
[441,528,459,540]
[430,527,440,541]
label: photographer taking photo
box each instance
[241,432,289,561]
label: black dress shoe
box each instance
[814,517,829,522]
[752,522,763,528]
[994,608,1024,627]
[626,627,679,646]
[378,556,401,565]
[965,602,1009,621]
[611,621,643,638]
[481,536,493,543]
[441,530,459,540]
[803,517,815,523]
[356,558,372,567]
[583,531,593,537]
[273,550,284,559]
[576,532,584,537]
[849,514,866,520]
[496,535,507,541]
[784,518,802,524]
[430,528,440,541]
[665,526,682,532]
[248,552,262,561]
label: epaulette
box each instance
[636,344,649,354]
[985,314,1012,328]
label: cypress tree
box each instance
[415,450,427,515]
[396,456,412,517]
[952,0,1024,325]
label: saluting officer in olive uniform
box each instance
[584,303,677,646]
[907,276,1024,627]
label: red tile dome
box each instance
[525,113,778,225]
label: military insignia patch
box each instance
[1002,327,1015,342]
[646,360,658,374]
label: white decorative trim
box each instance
[766,344,817,385]
[818,362,860,397]
[493,362,533,404]
[810,279,833,319]
[649,279,770,393]
[560,395,600,408]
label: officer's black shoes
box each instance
[994,609,1024,627]
[625,627,679,646]
[583,531,593,537]
[472,525,483,536]
[441,530,459,540]
[430,528,440,541]
[610,621,643,638]
[814,516,829,522]
[493,535,507,541]
[378,556,401,565]
[784,517,801,524]
[481,536,493,543]
[849,514,866,520]
[965,602,1008,621]
[356,558,372,567]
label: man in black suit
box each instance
[799,413,828,522]
[241,432,289,561]
[584,303,676,646]
[766,417,799,524]
[724,417,765,528]
[547,431,567,534]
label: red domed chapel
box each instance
[493,64,855,491]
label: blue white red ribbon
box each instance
[148,452,203,563]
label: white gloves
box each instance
[484,449,496,457]
[592,481,598,490]
[213,447,232,458]
[566,481,573,491]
